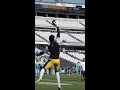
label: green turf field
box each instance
[35,74,85,90]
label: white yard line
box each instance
[38,82,73,85]
[39,79,85,85]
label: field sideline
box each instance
[35,74,85,90]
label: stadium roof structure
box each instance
[35,2,85,8]
[35,0,85,5]
[35,16,85,30]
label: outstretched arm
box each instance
[35,52,44,56]
[52,20,60,38]
[53,20,61,45]
[46,20,60,37]
[56,26,60,38]
[35,46,50,56]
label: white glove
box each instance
[52,20,58,27]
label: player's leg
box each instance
[83,71,85,81]
[69,69,70,75]
[35,68,45,83]
[81,71,84,81]
[53,59,61,90]
[35,60,52,83]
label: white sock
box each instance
[56,72,60,88]
[38,68,45,81]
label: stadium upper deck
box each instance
[35,0,85,19]
[35,2,85,8]
[35,0,85,5]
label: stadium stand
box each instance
[35,16,85,30]
[35,34,45,42]
[60,52,81,64]
[70,33,85,43]
[67,52,85,60]
[35,30,85,44]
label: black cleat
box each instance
[58,87,61,90]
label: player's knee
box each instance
[42,67,46,70]
[55,70,59,73]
